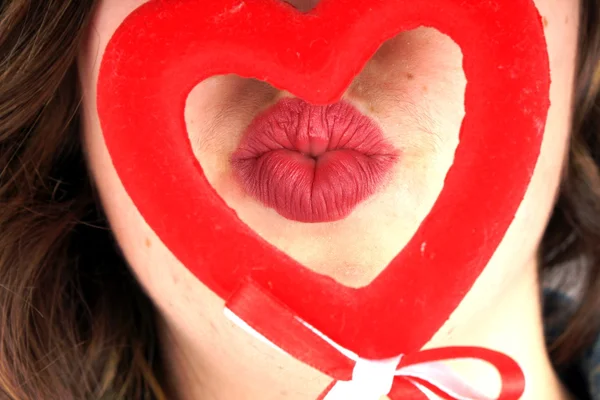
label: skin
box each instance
[79,0,579,398]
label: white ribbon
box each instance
[225,308,494,400]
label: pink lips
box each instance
[231,98,398,223]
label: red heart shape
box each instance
[97,0,550,360]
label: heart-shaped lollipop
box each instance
[97,0,549,366]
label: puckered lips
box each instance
[231,98,399,223]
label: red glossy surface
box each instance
[97,0,550,384]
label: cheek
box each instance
[79,0,148,96]
[452,0,579,310]
[79,0,174,297]
[520,1,578,235]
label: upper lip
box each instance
[232,98,396,160]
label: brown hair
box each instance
[0,1,162,399]
[0,0,598,399]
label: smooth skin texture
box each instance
[79,0,578,398]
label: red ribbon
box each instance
[226,279,526,400]
[315,347,525,399]
[390,347,525,399]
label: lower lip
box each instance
[231,98,399,223]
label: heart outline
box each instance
[97,0,550,359]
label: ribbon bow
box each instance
[225,280,526,400]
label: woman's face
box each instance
[79,0,579,395]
